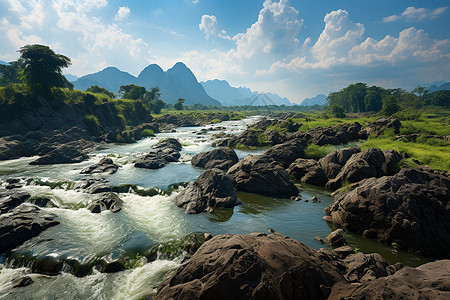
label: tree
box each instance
[86,85,115,98]
[118,84,146,100]
[18,44,72,94]
[0,61,22,86]
[152,99,165,114]
[364,90,382,111]
[329,103,346,118]
[381,95,400,116]
[412,86,430,100]
[174,98,185,110]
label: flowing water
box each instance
[0,116,429,299]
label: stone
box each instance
[264,138,307,168]
[0,204,60,253]
[228,154,299,197]
[80,157,119,175]
[175,168,238,214]
[287,158,328,187]
[326,229,348,247]
[191,148,239,172]
[87,192,123,213]
[154,233,345,300]
[324,168,450,258]
[319,147,361,179]
[30,144,88,165]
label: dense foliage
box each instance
[327,83,450,116]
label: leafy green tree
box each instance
[118,84,146,100]
[18,44,72,94]
[142,87,161,103]
[0,61,22,86]
[412,86,430,100]
[364,90,382,111]
[152,99,165,114]
[174,98,185,110]
[86,85,115,98]
[381,95,400,116]
[329,103,346,118]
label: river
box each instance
[0,116,429,299]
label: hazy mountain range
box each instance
[300,94,327,106]
[201,79,292,106]
[72,62,221,106]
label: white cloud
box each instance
[115,6,130,21]
[192,0,199,4]
[383,6,448,22]
[312,9,364,63]
[0,0,154,76]
[199,14,231,40]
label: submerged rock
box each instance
[191,147,239,171]
[228,154,299,197]
[325,168,450,258]
[175,168,238,214]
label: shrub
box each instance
[84,114,100,134]
[141,129,155,137]
[304,144,334,160]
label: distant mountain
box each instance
[0,60,8,65]
[201,79,292,106]
[73,63,221,106]
[428,82,450,93]
[300,94,327,106]
[64,74,79,82]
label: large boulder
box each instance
[329,260,450,300]
[381,149,403,176]
[134,138,182,169]
[287,158,328,186]
[0,204,60,253]
[191,148,239,171]
[155,233,345,300]
[264,138,306,168]
[306,122,362,146]
[80,157,119,175]
[228,155,299,197]
[324,168,450,258]
[364,117,401,136]
[326,147,386,190]
[319,147,361,179]
[0,191,31,213]
[175,168,238,214]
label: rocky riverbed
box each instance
[1,114,447,299]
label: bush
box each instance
[84,114,100,135]
[304,144,334,160]
[141,129,155,137]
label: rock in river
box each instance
[0,204,59,253]
[175,168,238,214]
[228,154,299,197]
[80,157,119,175]
[324,167,450,258]
[191,147,239,171]
[155,233,345,300]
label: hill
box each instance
[201,79,292,106]
[428,82,450,93]
[300,94,327,106]
[73,63,221,106]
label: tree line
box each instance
[327,82,450,117]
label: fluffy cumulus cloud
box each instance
[191,1,450,101]
[0,0,154,75]
[199,15,230,40]
[115,6,130,21]
[384,6,448,23]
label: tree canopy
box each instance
[18,44,72,94]
[86,85,115,98]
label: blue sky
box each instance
[1,0,449,103]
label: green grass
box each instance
[362,137,450,171]
[304,144,335,160]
